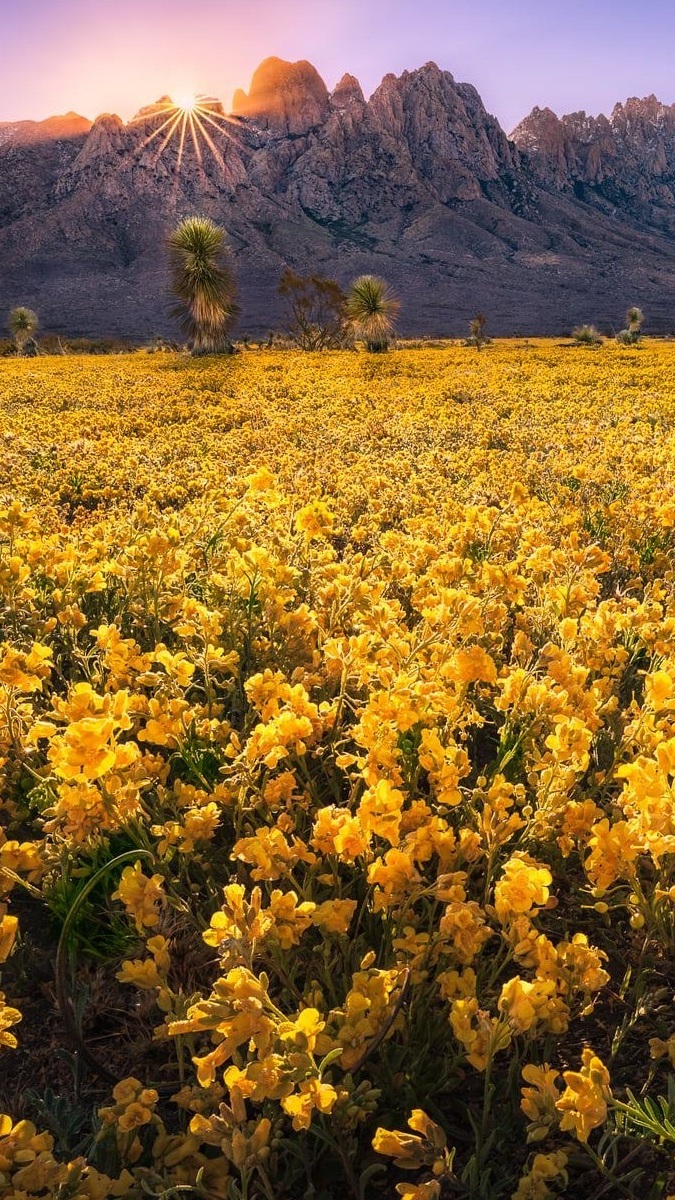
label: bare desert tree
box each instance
[278,268,348,350]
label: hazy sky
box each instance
[2,0,675,132]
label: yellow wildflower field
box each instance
[1,341,675,1199]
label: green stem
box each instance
[55,848,154,1084]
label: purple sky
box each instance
[2,0,675,132]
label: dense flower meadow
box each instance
[2,341,675,1199]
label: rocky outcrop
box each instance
[512,96,675,231]
[5,61,675,337]
[330,74,364,110]
[231,57,330,135]
[240,61,535,226]
[0,111,91,148]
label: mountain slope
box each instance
[2,62,675,338]
[511,96,675,235]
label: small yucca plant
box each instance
[627,306,644,335]
[346,275,400,352]
[8,306,39,353]
[167,216,239,354]
[466,312,490,350]
[572,324,603,346]
[617,306,645,346]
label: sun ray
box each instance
[187,109,203,166]
[191,104,240,147]
[132,94,240,174]
[175,111,188,175]
[156,111,185,158]
[191,111,225,169]
[142,109,183,152]
[131,102,175,123]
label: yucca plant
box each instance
[8,306,39,354]
[627,306,644,335]
[346,275,400,352]
[617,306,645,346]
[572,324,603,346]
[466,312,490,350]
[167,216,239,354]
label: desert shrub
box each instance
[572,323,603,345]
[278,268,350,350]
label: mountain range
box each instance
[3,57,675,338]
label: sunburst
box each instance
[132,93,238,172]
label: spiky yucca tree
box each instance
[346,275,400,352]
[627,306,644,335]
[8,307,39,354]
[168,216,239,354]
[617,306,645,345]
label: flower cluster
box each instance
[1,342,675,1196]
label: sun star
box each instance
[132,93,237,173]
[174,93,198,114]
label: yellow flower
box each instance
[439,900,491,964]
[246,466,277,492]
[396,1183,440,1200]
[266,889,316,949]
[449,997,511,1071]
[373,1109,453,1177]
[281,1079,338,1130]
[0,641,52,692]
[49,701,139,781]
[116,957,162,989]
[312,899,357,934]
[358,779,405,845]
[498,976,563,1036]
[585,818,639,890]
[555,1048,610,1142]
[520,1064,561,1142]
[312,807,368,861]
[494,857,552,924]
[111,862,166,932]
[295,500,335,541]
[0,991,22,1049]
[511,1150,568,1200]
[0,913,18,963]
[447,644,497,685]
[645,669,675,710]
[368,848,422,911]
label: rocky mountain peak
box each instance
[330,73,364,109]
[0,111,92,148]
[46,112,92,135]
[512,93,675,229]
[132,97,174,122]
[7,60,675,339]
[231,56,330,135]
[510,106,562,149]
[364,61,527,205]
[54,112,127,195]
[612,93,666,124]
